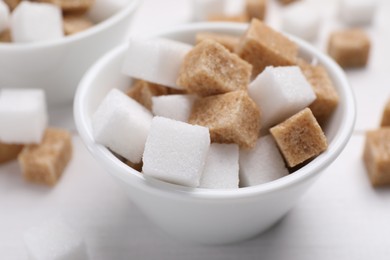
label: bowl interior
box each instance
[75,23,356,198]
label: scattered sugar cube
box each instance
[18,128,72,186]
[88,0,128,22]
[142,116,210,187]
[35,0,94,13]
[152,94,196,122]
[0,0,10,33]
[199,143,239,189]
[3,0,21,11]
[239,135,289,187]
[0,142,23,164]
[196,32,239,52]
[281,2,321,42]
[193,0,227,21]
[0,89,48,144]
[235,19,298,77]
[246,0,267,21]
[327,29,370,68]
[177,39,252,96]
[11,1,64,43]
[381,99,390,127]
[122,38,192,89]
[248,66,316,131]
[92,89,153,164]
[363,128,390,186]
[339,0,377,26]
[297,59,339,124]
[127,80,169,111]
[208,14,249,23]
[189,91,260,149]
[63,14,94,36]
[270,108,328,167]
[24,219,88,260]
[0,28,11,42]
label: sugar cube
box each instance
[207,14,249,23]
[246,0,267,21]
[11,1,64,43]
[122,38,192,90]
[270,108,328,167]
[0,142,23,164]
[193,0,227,21]
[239,135,289,187]
[142,117,210,187]
[35,0,94,13]
[152,94,196,122]
[189,91,261,149]
[92,89,153,164]
[199,143,239,189]
[235,19,298,76]
[3,0,21,11]
[63,14,94,36]
[363,128,390,186]
[24,219,88,260]
[88,0,128,22]
[339,0,377,26]
[0,28,11,42]
[126,80,169,111]
[381,98,390,127]
[248,66,316,131]
[0,89,48,144]
[281,2,322,42]
[195,32,240,52]
[327,29,370,68]
[18,128,72,186]
[177,39,252,96]
[0,0,10,33]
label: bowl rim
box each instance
[0,0,140,50]
[74,22,356,200]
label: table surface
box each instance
[2,0,390,259]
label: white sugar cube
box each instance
[152,94,196,122]
[88,0,128,22]
[0,89,47,144]
[24,220,88,260]
[11,1,64,43]
[142,116,210,187]
[239,135,289,187]
[281,2,322,42]
[193,0,227,21]
[339,0,377,26]
[248,66,316,131]
[122,38,192,89]
[199,143,239,189]
[92,88,153,163]
[0,1,10,33]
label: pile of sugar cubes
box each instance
[0,0,129,43]
[0,88,72,186]
[92,18,339,189]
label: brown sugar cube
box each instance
[380,99,390,127]
[0,142,23,164]
[0,29,12,43]
[125,160,143,172]
[235,19,298,77]
[18,128,73,186]
[246,0,267,21]
[363,128,390,186]
[4,0,21,10]
[189,91,261,149]
[270,108,328,167]
[167,88,188,95]
[34,0,94,13]
[297,59,339,124]
[208,14,249,23]
[278,0,300,5]
[195,32,240,52]
[177,39,252,97]
[327,29,370,68]
[127,80,169,110]
[63,14,94,35]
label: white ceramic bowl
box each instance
[74,23,356,245]
[0,0,139,105]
